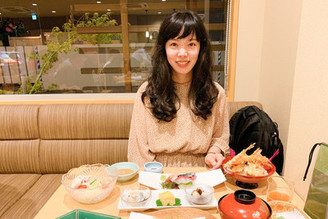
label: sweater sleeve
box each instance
[207,85,230,157]
[128,84,155,167]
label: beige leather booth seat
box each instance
[0,101,261,219]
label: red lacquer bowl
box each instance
[218,190,272,219]
[222,156,276,184]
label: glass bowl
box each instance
[62,164,118,204]
[111,162,139,182]
[184,184,214,205]
[120,185,151,207]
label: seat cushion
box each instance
[1,174,62,219]
[0,174,41,217]
[38,104,133,139]
[39,139,128,173]
[0,140,40,173]
[0,105,39,140]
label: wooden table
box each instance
[34,167,305,219]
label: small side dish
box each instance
[160,172,197,189]
[156,191,181,206]
[269,201,310,219]
[144,162,163,173]
[185,184,214,205]
[111,162,139,182]
[121,186,151,207]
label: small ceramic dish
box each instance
[111,162,139,182]
[143,162,163,173]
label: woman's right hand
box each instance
[205,153,224,170]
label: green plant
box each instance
[75,12,121,44]
[26,12,120,94]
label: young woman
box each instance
[128,10,230,169]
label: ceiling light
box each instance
[97,1,101,3]
[157,11,162,14]
[52,11,56,13]
[145,31,149,38]
[162,0,166,1]
[107,9,111,11]
[32,3,37,6]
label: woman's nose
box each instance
[178,48,187,57]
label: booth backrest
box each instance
[0,101,262,174]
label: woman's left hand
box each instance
[205,153,224,170]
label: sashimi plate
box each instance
[118,189,217,211]
[138,169,226,189]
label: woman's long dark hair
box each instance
[142,10,218,122]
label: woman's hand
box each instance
[205,153,224,170]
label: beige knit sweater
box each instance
[128,81,230,167]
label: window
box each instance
[0,0,237,101]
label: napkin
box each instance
[128,212,205,219]
[129,212,155,219]
[139,169,226,189]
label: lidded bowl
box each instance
[218,190,272,219]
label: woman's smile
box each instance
[176,59,190,67]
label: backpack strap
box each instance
[303,142,327,181]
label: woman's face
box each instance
[165,32,200,83]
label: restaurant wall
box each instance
[234,0,265,101]
[236,0,328,200]
[284,0,328,200]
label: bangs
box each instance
[163,12,202,42]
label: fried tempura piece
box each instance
[225,143,255,167]
[224,143,270,176]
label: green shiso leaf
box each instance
[156,198,181,206]
[156,199,163,206]
[174,198,181,206]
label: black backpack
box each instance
[229,105,284,174]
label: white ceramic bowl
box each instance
[121,185,151,207]
[111,162,139,182]
[144,162,163,173]
[184,184,214,205]
[62,164,118,204]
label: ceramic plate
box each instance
[138,169,226,189]
[118,189,217,211]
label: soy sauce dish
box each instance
[111,162,139,182]
[143,162,163,173]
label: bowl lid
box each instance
[218,190,271,219]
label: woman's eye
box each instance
[170,43,178,47]
[189,43,196,47]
